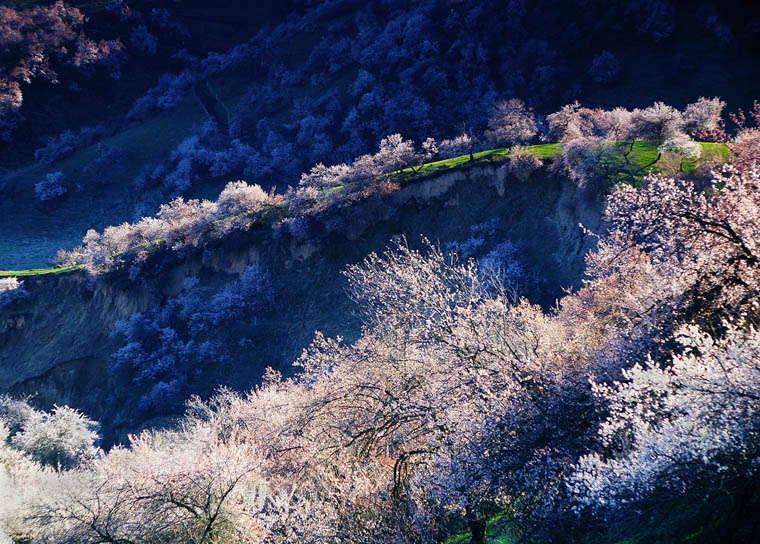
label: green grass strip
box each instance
[0,265,84,277]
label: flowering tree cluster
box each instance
[438,132,474,159]
[696,99,760,174]
[2,238,588,543]
[556,156,760,386]
[1,403,268,544]
[599,165,760,327]
[0,396,99,471]
[217,180,269,217]
[5,135,760,541]
[34,172,67,201]
[53,118,521,270]
[52,96,731,274]
[289,133,431,216]
[12,96,759,540]
[484,98,538,147]
[546,98,725,184]
[55,180,275,273]
[548,130,760,533]
[298,134,429,189]
[0,277,27,311]
[0,1,124,137]
[571,324,760,518]
[113,0,692,186]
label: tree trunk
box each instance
[469,518,487,544]
[630,151,662,178]
[623,139,635,164]
[466,508,487,544]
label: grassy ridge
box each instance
[396,141,727,181]
[0,265,83,278]
[0,141,728,278]
[394,143,561,179]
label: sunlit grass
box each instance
[0,265,83,277]
[391,143,562,180]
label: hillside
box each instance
[0,126,732,448]
[1,0,758,270]
[4,136,760,542]
[2,158,600,444]
[2,1,760,543]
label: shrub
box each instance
[479,240,530,289]
[217,181,270,216]
[10,405,99,470]
[133,161,167,190]
[696,4,734,48]
[34,125,108,165]
[83,143,126,185]
[111,265,273,414]
[626,0,674,42]
[34,131,76,164]
[588,51,619,85]
[438,133,473,159]
[34,172,67,201]
[0,396,35,436]
[130,24,158,55]
[485,98,538,147]
[506,145,543,181]
[127,71,195,119]
[110,310,221,415]
[162,124,264,193]
[181,264,274,335]
[0,106,20,140]
[0,278,27,310]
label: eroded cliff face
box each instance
[0,164,602,443]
